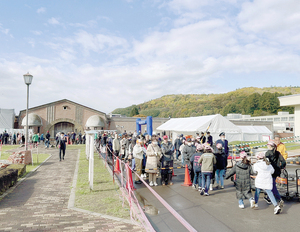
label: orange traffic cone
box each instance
[114,157,121,174]
[126,163,136,191]
[181,164,192,186]
[172,168,177,177]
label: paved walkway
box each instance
[0,147,143,232]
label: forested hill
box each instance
[112,87,300,118]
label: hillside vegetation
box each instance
[112,87,300,118]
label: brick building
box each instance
[18,99,169,138]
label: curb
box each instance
[0,153,52,201]
[68,150,140,226]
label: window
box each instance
[261,118,266,121]
[274,118,280,122]
[289,117,294,121]
[267,118,273,121]
[63,106,68,110]
[281,117,288,121]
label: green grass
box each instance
[74,146,131,219]
[229,140,300,151]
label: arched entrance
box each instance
[54,122,74,136]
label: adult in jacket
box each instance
[45,131,51,148]
[265,140,285,206]
[146,137,162,186]
[174,135,182,161]
[56,132,67,161]
[182,138,196,181]
[214,143,227,188]
[161,135,174,185]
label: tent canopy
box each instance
[238,125,272,141]
[156,114,242,142]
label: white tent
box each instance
[156,114,242,142]
[238,126,272,141]
[0,109,15,129]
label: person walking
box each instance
[264,140,286,207]
[225,151,255,209]
[198,144,216,196]
[174,135,182,161]
[253,152,282,214]
[146,137,162,186]
[190,144,203,191]
[45,131,50,148]
[182,138,196,182]
[56,132,67,161]
[214,143,227,189]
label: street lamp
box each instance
[23,72,33,151]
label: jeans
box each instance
[59,148,65,161]
[45,140,50,148]
[215,169,225,186]
[272,177,282,201]
[255,188,277,206]
[193,171,202,187]
[239,198,254,206]
[201,172,212,193]
[176,150,181,160]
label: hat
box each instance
[196,144,203,151]
[163,135,168,140]
[219,132,225,136]
[216,143,223,149]
[239,151,247,159]
[256,152,265,159]
[186,138,192,142]
[204,143,214,152]
[267,140,276,147]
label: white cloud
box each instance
[37,7,46,14]
[31,30,43,35]
[0,23,13,37]
[48,17,60,25]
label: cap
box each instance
[163,135,168,140]
[239,151,247,159]
[267,140,276,147]
[196,144,203,151]
[219,132,225,136]
[256,152,265,159]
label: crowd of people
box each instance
[96,130,288,215]
[0,131,25,145]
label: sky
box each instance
[1,0,300,115]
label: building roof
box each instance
[19,99,106,116]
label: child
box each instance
[190,144,203,191]
[253,151,282,215]
[198,144,216,196]
[225,151,255,209]
[214,143,227,189]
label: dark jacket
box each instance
[46,133,50,140]
[215,139,229,156]
[265,149,286,178]
[214,151,227,170]
[200,135,206,144]
[226,161,253,199]
[56,136,67,149]
[182,145,196,162]
[190,152,202,172]
[161,141,174,161]
[207,135,213,146]
[174,138,182,150]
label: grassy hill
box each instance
[112,87,300,118]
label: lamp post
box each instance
[23,72,33,151]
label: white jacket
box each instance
[133,144,145,160]
[253,160,274,190]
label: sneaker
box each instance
[239,204,245,209]
[204,192,210,196]
[134,180,142,184]
[200,189,204,195]
[253,204,259,209]
[192,184,197,190]
[154,182,158,186]
[279,199,284,209]
[274,205,281,215]
[250,199,255,209]
[264,196,272,205]
[198,187,202,192]
[169,182,173,186]
[220,186,224,189]
[149,181,153,187]
[162,182,166,186]
[209,184,213,191]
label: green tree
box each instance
[130,106,139,117]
